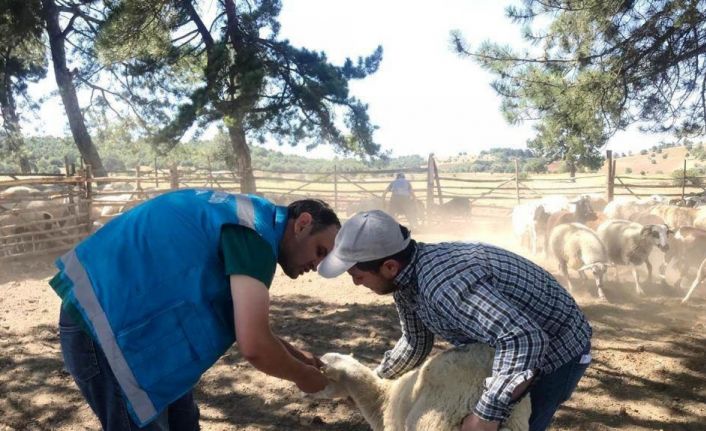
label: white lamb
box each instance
[313,344,531,431]
[549,222,610,299]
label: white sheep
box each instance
[549,222,610,299]
[597,220,670,295]
[512,195,571,255]
[313,344,531,431]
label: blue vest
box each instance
[55,189,288,426]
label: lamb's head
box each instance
[311,353,367,399]
[641,224,671,252]
[579,262,608,287]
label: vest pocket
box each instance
[117,301,203,389]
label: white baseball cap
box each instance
[318,210,411,278]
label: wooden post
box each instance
[207,156,214,188]
[333,165,338,212]
[426,154,434,215]
[170,164,179,190]
[432,157,443,205]
[136,165,142,193]
[154,156,159,188]
[682,159,687,201]
[64,156,76,217]
[85,164,93,200]
[514,158,521,204]
[606,150,614,202]
[64,155,71,177]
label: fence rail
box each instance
[2,151,705,261]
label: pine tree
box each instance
[96,0,382,192]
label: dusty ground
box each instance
[1,219,704,430]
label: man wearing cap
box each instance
[383,172,418,228]
[318,210,592,431]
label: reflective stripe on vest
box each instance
[235,194,255,229]
[61,249,157,423]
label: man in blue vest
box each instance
[51,189,340,430]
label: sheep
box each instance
[603,195,666,220]
[543,196,597,255]
[512,196,570,254]
[597,220,670,296]
[648,204,703,229]
[663,227,706,303]
[313,344,531,431]
[549,223,610,299]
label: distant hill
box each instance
[605,144,705,175]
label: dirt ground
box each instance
[1,219,704,431]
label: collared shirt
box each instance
[387,178,413,196]
[375,241,592,422]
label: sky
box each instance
[24,0,674,160]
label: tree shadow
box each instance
[2,294,704,430]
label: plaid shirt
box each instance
[375,241,592,422]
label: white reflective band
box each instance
[234,195,255,229]
[61,250,157,423]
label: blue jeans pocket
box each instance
[60,323,100,382]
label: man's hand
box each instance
[295,364,329,393]
[460,414,499,431]
[299,350,324,369]
[277,337,324,369]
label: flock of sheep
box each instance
[512,194,706,303]
[0,184,152,257]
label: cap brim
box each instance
[318,251,356,279]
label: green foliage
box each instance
[94,0,383,191]
[672,168,705,187]
[0,133,425,174]
[454,1,706,172]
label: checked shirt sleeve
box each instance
[434,274,548,422]
[375,298,435,379]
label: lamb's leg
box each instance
[595,273,607,301]
[682,258,706,303]
[645,260,652,284]
[559,261,573,292]
[632,266,645,295]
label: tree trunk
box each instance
[226,121,256,193]
[41,0,106,177]
[568,159,577,179]
[0,75,31,173]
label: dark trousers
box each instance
[59,307,200,430]
[528,345,590,431]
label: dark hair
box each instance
[287,199,341,234]
[355,225,416,272]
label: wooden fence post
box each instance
[433,157,443,206]
[606,150,614,202]
[85,164,93,200]
[154,156,159,188]
[514,158,520,204]
[682,159,687,201]
[333,165,338,212]
[170,164,179,190]
[64,156,76,217]
[426,154,434,215]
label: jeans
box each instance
[528,344,591,431]
[59,307,200,430]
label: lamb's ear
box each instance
[322,365,343,382]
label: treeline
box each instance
[0,134,426,175]
[443,148,550,174]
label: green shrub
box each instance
[671,168,704,187]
